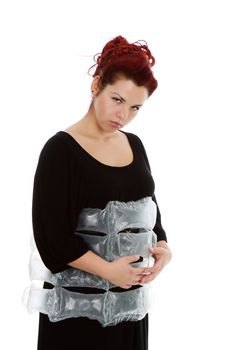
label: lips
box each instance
[110,121,123,129]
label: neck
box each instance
[76,105,119,141]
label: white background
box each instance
[0,0,233,349]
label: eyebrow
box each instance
[111,92,143,108]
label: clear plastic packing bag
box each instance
[23,196,158,326]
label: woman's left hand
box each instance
[139,241,172,284]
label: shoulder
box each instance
[36,131,76,172]
[39,131,75,160]
[123,131,151,168]
[41,131,71,153]
[121,131,144,145]
[122,131,146,152]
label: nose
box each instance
[116,104,129,121]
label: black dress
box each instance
[32,131,167,350]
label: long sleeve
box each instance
[151,194,167,242]
[135,135,167,242]
[32,135,90,273]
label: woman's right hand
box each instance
[104,255,148,289]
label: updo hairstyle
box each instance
[88,36,158,96]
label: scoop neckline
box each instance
[58,130,136,169]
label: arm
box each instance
[135,134,167,242]
[139,241,172,284]
[135,135,171,282]
[68,251,148,289]
[32,134,90,273]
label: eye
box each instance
[131,106,140,112]
[112,97,122,104]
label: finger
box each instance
[149,247,165,255]
[140,266,162,283]
[140,273,157,284]
[140,271,151,276]
[122,284,132,289]
[132,280,142,285]
[144,262,163,274]
[136,271,152,280]
[130,281,138,287]
[130,266,151,276]
[126,280,141,288]
[126,255,140,264]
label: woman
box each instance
[30,35,172,349]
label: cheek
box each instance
[128,111,138,121]
[98,100,115,117]
[94,99,106,117]
[122,114,136,126]
[128,116,136,124]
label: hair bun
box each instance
[88,35,158,96]
[111,35,128,46]
[93,35,155,75]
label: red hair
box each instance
[88,36,158,96]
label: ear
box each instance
[91,76,101,96]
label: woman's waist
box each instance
[43,281,142,293]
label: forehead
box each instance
[105,78,148,103]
